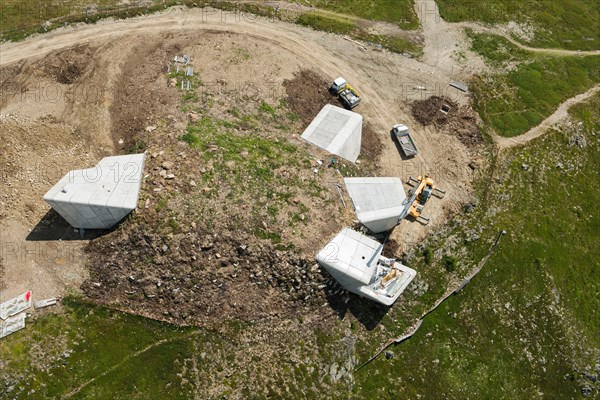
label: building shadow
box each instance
[26,209,109,241]
[318,268,390,331]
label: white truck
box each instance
[330,77,361,109]
[392,124,418,157]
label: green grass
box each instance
[466,29,529,67]
[0,0,174,41]
[175,105,329,246]
[437,0,600,50]
[294,0,420,30]
[0,296,346,399]
[353,31,423,56]
[296,12,358,35]
[0,297,197,399]
[470,36,600,136]
[295,12,422,56]
[354,92,600,399]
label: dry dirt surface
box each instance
[283,69,383,168]
[0,115,108,300]
[0,6,484,322]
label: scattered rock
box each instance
[188,112,199,123]
[581,386,592,397]
[569,134,587,148]
[463,203,476,213]
[162,161,175,170]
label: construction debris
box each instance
[449,80,468,92]
[343,36,367,52]
[174,54,191,64]
[411,96,482,147]
[0,291,32,320]
[0,313,26,339]
[34,298,58,309]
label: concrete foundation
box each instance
[43,153,146,230]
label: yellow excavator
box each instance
[398,175,445,225]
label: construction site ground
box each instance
[0,6,483,303]
[2,2,598,398]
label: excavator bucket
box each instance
[417,215,430,225]
[433,188,446,198]
[407,176,420,186]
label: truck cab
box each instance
[330,77,347,94]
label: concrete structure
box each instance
[301,104,362,163]
[0,313,26,339]
[344,177,407,233]
[44,153,146,230]
[0,291,31,320]
[316,228,416,306]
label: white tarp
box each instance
[0,291,32,320]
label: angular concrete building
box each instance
[43,153,145,230]
[316,227,416,306]
[301,104,362,163]
[344,177,407,233]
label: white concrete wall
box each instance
[43,153,145,229]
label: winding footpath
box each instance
[494,84,600,150]
[412,0,600,149]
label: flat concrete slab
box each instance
[344,177,407,233]
[44,153,145,230]
[301,104,362,163]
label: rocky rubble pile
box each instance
[83,228,329,326]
